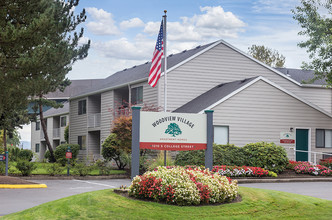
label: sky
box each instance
[18,0,310,143]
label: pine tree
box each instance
[0,0,90,161]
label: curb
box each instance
[0,184,47,189]
[20,174,129,180]
[236,178,332,184]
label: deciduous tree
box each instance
[292,0,332,85]
[248,45,286,68]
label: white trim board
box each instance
[198,76,332,118]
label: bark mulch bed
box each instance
[113,189,242,206]
[0,176,39,185]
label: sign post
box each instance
[131,107,141,179]
[5,151,8,176]
[205,110,214,170]
[66,146,72,176]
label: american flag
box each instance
[148,21,163,88]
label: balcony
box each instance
[40,130,45,140]
[88,113,101,128]
[53,128,60,139]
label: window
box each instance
[78,100,86,115]
[35,143,40,153]
[131,86,143,104]
[60,116,67,127]
[36,121,40,131]
[316,129,332,148]
[78,135,86,150]
[214,126,229,145]
[61,141,66,145]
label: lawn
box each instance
[3,187,332,220]
[7,162,126,176]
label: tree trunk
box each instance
[39,102,56,162]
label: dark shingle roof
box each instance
[275,68,325,85]
[174,77,258,113]
[43,102,69,118]
[71,42,217,98]
[45,79,104,99]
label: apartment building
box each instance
[33,40,332,162]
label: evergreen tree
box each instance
[1,0,90,161]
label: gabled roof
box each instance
[275,67,326,85]
[43,102,69,118]
[71,41,218,99]
[70,39,328,100]
[174,76,332,118]
[45,79,104,99]
[174,77,258,113]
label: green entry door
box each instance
[296,129,309,161]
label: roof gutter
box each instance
[69,78,148,100]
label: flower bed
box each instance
[129,166,238,206]
[293,163,332,176]
[212,165,277,177]
[287,160,310,169]
[320,157,332,169]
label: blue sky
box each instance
[68,0,309,79]
[19,0,309,142]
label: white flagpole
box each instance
[163,10,167,166]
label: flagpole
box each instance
[163,10,167,166]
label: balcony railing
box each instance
[88,113,101,128]
[40,130,45,140]
[53,128,60,138]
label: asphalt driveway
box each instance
[0,179,132,216]
[1,179,331,216]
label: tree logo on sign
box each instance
[165,123,182,137]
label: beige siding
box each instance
[88,131,101,157]
[101,90,114,142]
[69,98,88,144]
[212,80,332,160]
[88,95,101,114]
[160,43,331,112]
[31,122,40,155]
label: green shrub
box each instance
[44,150,51,162]
[102,133,128,169]
[175,150,205,166]
[147,151,174,171]
[95,159,111,175]
[46,163,64,176]
[18,149,33,161]
[73,162,92,176]
[0,162,5,174]
[15,160,36,176]
[9,146,21,161]
[175,144,247,167]
[64,125,69,143]
[243,142,288,173]
[213,144,247,166]
[55,144,80,166]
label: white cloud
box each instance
[120,18,145,29]
[86,7,120,35]
[144,6,246,42]
[92,37,153,60]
